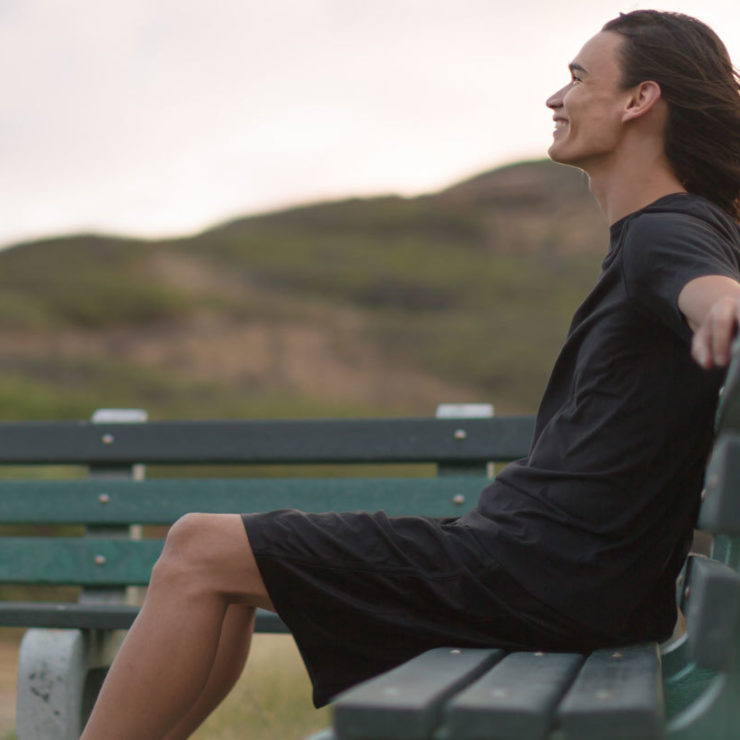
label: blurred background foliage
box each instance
[0,159,607,421]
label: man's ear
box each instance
[622,80,663,122]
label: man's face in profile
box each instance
[546,31,629,172]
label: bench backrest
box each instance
[651,340,740,733]
[680,343,740,678]
[0,413,535,589]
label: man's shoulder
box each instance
[618,194,740,294]
[625,194,739,247]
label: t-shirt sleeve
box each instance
[622,212,740,341]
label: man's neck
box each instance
[584,148,687,225]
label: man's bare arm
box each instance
[678,275,740,368]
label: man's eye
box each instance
[571,75,582,83]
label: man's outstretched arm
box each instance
[679,275,740,368]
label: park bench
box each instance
[0,403,532,738]
[304,342,740,740]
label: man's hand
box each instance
[679,276,740,369]
[691,295,740,368]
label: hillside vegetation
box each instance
[0,160,607,421]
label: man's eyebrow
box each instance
[569,62,588,76]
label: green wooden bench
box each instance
[0,404,533,738]
[303,344,740,740]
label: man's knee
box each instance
[162,512,212,560]
[151,513,213,588]
[154,513,268,603]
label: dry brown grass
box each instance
[0,632,19,739]
[193,634,330,740]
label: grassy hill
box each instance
[0,159,607,421]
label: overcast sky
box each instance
[1,0,739,249]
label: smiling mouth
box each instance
[554,119,568,130]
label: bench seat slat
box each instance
[332,647,503,740]
[0,602,286,632]
[557,644,664,740]
[0,537,163,585]
[0,417,534,465]
[446,651,584,739]
[0,477,484,524]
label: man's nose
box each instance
[546,85,566,110]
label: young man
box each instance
[82,10,740,739]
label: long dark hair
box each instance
[603,10,740,222]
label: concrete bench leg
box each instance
[16,628,123,740]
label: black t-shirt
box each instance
[463,193,740,642]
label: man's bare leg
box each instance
[164,603,256,739]
[81,513,273,740]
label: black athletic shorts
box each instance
[241,509,607,707]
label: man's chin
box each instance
[547,146,584,170]
[547,144,567,164]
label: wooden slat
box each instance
[557,644,664,740]
[0,538,163,585]
[716,338,740,433]
[0,602,287,632]
[699,433,740,534]
[0,477,484,524]
[332,647,502,739]
[446,651,584,739]
[0,416,534,465]
[685,557,740,672]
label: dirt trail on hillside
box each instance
[1,314,485,414]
